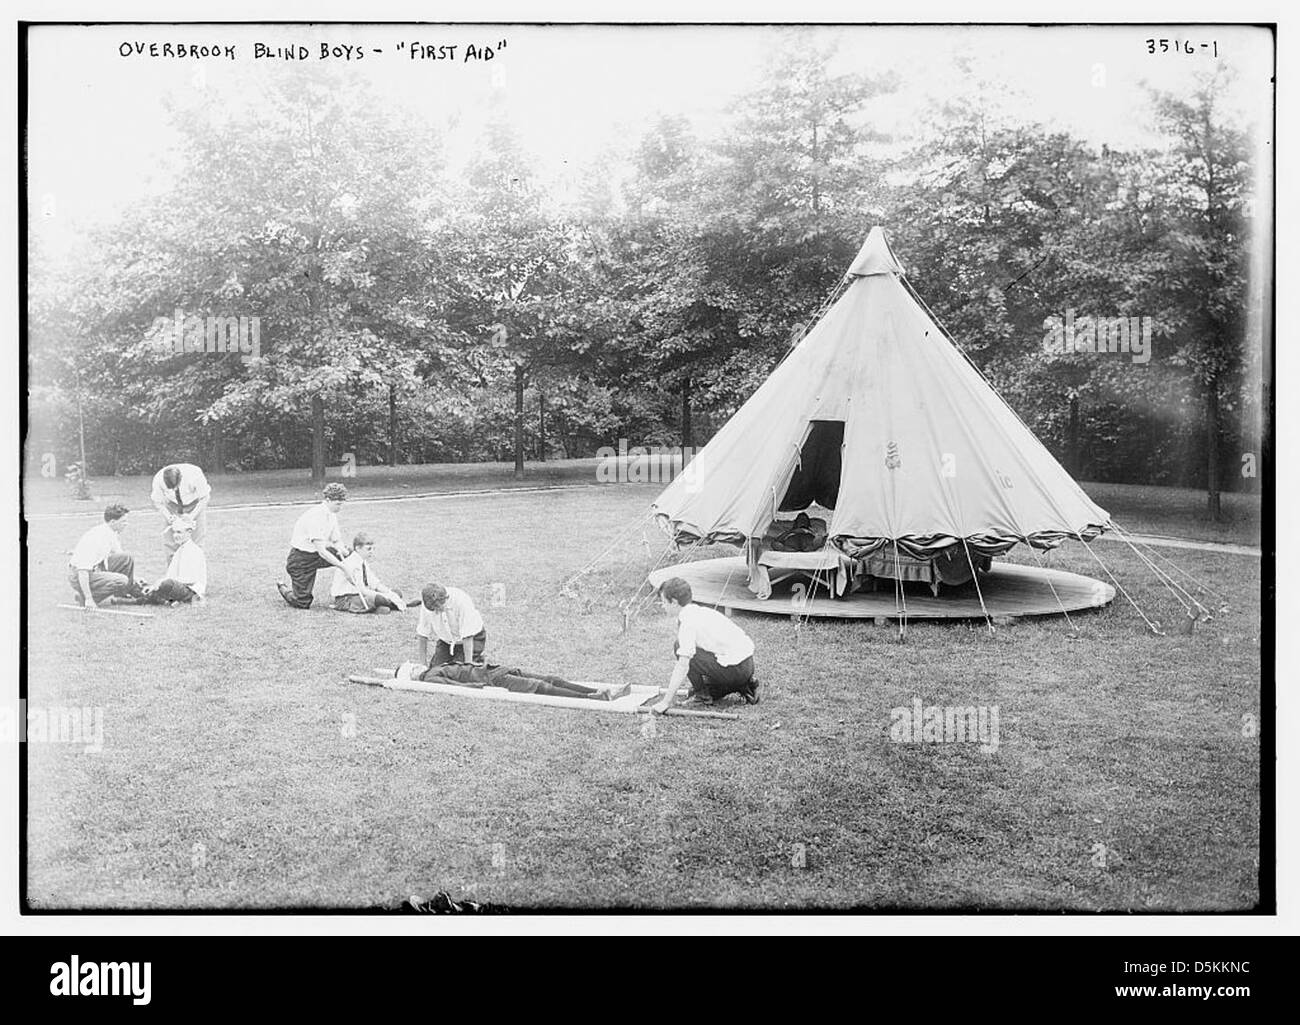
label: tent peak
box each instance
[847,226,903,277]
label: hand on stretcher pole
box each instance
[58,603,154,619]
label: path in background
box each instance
[1093,533,1261,558]
[24,459,1262,548]
[23,458,605,514]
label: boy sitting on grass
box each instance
[330,530,410,614]
[140,520,207,605]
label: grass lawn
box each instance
[24,474,1262,910]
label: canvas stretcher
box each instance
[348,670,741,720]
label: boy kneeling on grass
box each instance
[67,502,144,608]
[416,582,487,666]
[330,530,412,614]
[277,482,354,609]
[402,582,616,699]
[651,576,759,714]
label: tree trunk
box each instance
[538,392,546,462]
[75,370,88,476]
[1066,392,1080,478]
[681,377,693,449]
[513,363,526,479]
[311,394,326,483]
[388,383,398,467]
[1206,380,1222,520]
[211,434,226,475]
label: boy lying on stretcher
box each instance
[393,660,625,701]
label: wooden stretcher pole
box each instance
[57,603,154,619]
[346,675,741,720]
[637,705,740,721]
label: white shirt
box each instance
[150,464,212,511]
[290,502,341,553]
[69,522,123,571]
[331,552,376,597]
[165,540,208,597]
[416,587,485,644]
[676,603,755,667]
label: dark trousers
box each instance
[143,579,198,604]
[420,662,605,700]
[284,547,341,608]
[676,642,755,699]
[68,553,138,604]
[429,628,487,666]
[332,593,402,613]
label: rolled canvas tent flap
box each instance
[846,225,904,277]
[651,227,1109,556]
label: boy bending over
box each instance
[416,583,486,666]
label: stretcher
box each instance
[347,668,740,720]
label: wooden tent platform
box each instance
[647,557,1114,621]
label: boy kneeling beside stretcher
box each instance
[400,582,619,700]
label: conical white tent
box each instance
[651,227,1110,562]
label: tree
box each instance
[610,43,898,448]
[450,119,603,477]
[1146,67,1256,518]
[885,68,1189,488]
[117,67,451,482]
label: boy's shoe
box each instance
[405,597,423,608]
[375,606,392,615]
[685,690,715,706]
[276,582,297,607]
[741,678,761,705]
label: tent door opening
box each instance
[779,419,844,512]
